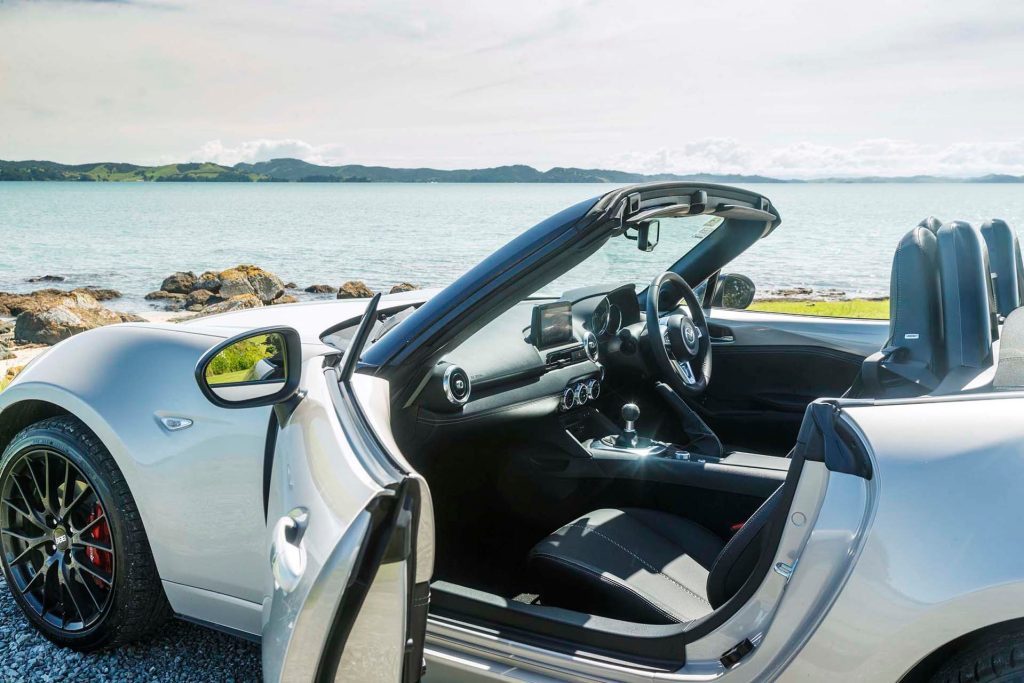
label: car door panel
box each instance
[700,309,888,454]
[261,297,433,683]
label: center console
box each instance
[583,403,718,463]
[553,400,786,497]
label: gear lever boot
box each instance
[654,382,724,456]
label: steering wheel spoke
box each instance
[645,271,711,398]
[677,361,697,385]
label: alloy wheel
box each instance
[0,447,115,632]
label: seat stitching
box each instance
[531,553,687,622]
[624,510,721,568]
[559,521,710,605]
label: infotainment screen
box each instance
[531,301,574,348]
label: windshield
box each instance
[539,214,724,295]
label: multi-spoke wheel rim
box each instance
[0,448,115,632]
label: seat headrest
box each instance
[917,216,943,233]
[886,226,944,379]
[936,221,995,368]
[980,219,1023,317]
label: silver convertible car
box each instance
[3,183,1024,682]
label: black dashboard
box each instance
[413,283,643,428]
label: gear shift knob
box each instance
[621,403,640,429]
[615,403,640,448]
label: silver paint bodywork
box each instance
[2,295,1022,682]
[0,295,430,636]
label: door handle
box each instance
[708,323,734,344]
[271,507,309,594]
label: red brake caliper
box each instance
[84,503,113,587]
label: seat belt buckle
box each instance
[729,521,745,534]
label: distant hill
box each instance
[0,160,259,182]
[1,158,1022,183]
[232,159,792,184]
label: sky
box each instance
[1,0,1024,178]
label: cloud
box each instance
[183,139,346,167]
[610,138,1024,179]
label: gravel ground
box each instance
[0,574,261,682]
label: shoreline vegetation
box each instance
[0,265,889,392]
[2,158,1024,184]
[748,298,888,318]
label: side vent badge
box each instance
[159,416,194,432]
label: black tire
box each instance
[0,415,171,651]
[931,632,1024,683]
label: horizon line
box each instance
[2,157,1024,184]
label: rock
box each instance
[27,275,65,283]
[192,271,222,293]
[14,303,145,345]
[219,264,286,302]
[0,289,100,316]
[389,282,420,294]
[251,274,286,303]
[185,289,218,309]
[75,287,121,301]
[305,284,337,294]
[160,271,197,294]
[218,272,256,298]
[145,290,187,310]
[270,294,299,305]
[145,290,184,301]
[196,294,263,316]
[0,321,13,360]
[285,282,298,289]
[160,265,285,305]
[337,280,374,299]
[763,286,848,302]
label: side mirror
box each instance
[638,220,659,252]
[196,326,302,408]
[712,273,756,310]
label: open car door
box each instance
[262,293,433,683]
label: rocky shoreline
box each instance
[140,266,420,315]
[756,286,887,302]
[0,265,424,380]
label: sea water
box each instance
[2,181,1024,311]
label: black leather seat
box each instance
[980,219,1024,318]
[851,223,945,397]
[527,487,783,624]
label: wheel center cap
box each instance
[52,525,70,552]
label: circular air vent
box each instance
[443,365,471,405]
[583,331,600,362]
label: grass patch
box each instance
[747,298,889,320]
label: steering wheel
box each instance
[645,271,712,398]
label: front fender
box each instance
[0,324,271,607]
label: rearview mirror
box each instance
[638,220,659,252]
[712,273,756,309]
[196,326,302,408]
